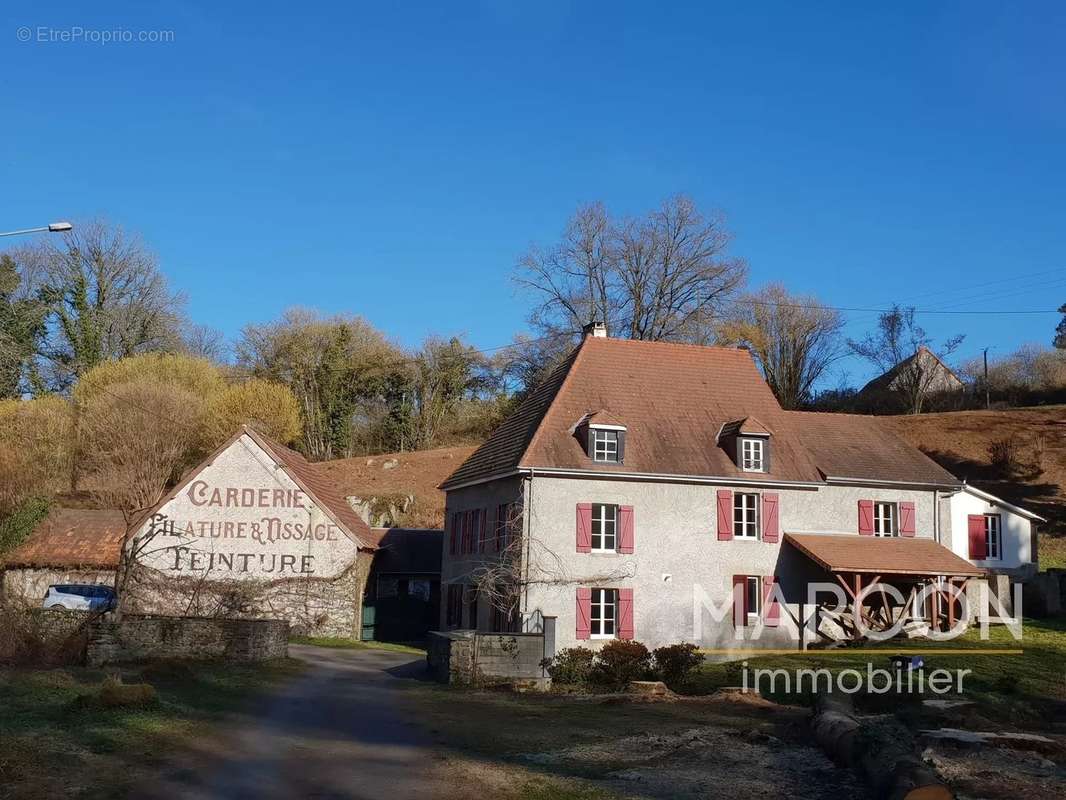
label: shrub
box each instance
[0,496,50,556]
[987,436,1019,474]
[97,675,157,708]
[652,643,704,687]
[592,639,652,689]
[203,378,302,447]
[0,396,73,513]
[540,647,595,685]
[0,599,88,667]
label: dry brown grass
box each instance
[886,405,1066,568]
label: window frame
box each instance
[740,437,766,472]
[733,492,760,540]
[591,427,620,463]
[590,503,618,552]
[744,575,762,625]
[590,587,618,639]
[984,514,1001,560]
[873,501,897,537]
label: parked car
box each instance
[42,584,117,612]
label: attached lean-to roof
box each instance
[788,411,959,486]
[442,336,964,490]
[786,532,984,577]
[3,508,126,569]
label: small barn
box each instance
[362,527,443,643]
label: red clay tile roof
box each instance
[3,509,126,569]
[442,346,581,488]
[786,533,984,577]
[788,411,958,485]
[443,337,962,489]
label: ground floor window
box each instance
[744,576,762,624]
[590,588,617,638]
[985,514,1001,559]
[446,584,463,627]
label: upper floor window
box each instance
[741,438,765,472]
[873,502,896,537]
[591,503,617,551]
[734,493,760,539]
[592,428,619,463]
[984,514,1001,559]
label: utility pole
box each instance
[982,347,990,410]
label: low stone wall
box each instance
[86,615,289,666]
[2,568,117,605]
[427,630,545,686]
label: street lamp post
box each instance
[0,221,73,238]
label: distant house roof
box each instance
[442,336,961,489]
[858,347,963,397]
[786,533,984,577]
[3,509,126,570]
[366,527,442,575]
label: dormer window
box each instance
[576,412,627,464]
[741,438,765,472]
[718,417,772,473]
[592,428,619,463]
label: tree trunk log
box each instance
[811,693,953,800]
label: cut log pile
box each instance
[811,692,953,800]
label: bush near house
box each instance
[541,641,704,691]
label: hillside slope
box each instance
[885,405,1066,568]
[313,445,477,529]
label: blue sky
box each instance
[2,1,1064,385]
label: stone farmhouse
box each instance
[438,327,1041,653]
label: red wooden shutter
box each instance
[899,502,916,537]
[576,503,592,553]
[762,493,780,543]
[968,515,987,559]
[449,512,458,555]
[858,500,874,535]
[495,503,504,551]
[619,505,635,553]
[464,510,473,552]
[732,574,746,627]
[717,490,734,540]
[617,588,634,639]
[576,587,592,639]
[763,576,780,626]
[479,508,487,551]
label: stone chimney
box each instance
[582,321,608,339]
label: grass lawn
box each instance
[686,617,1066,716]
[0,658,304,800]
[289,636,426,655]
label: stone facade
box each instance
[86,615,289,666]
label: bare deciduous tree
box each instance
[718,283,845,409]
[515,195,747,351]
[848,305,964,415]
[12,220,187,390]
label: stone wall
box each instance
[427,629,546,685]
[121,549,373,639]
[86,615,289,666]
[2,568,117,605]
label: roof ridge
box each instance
[584,337,752,356]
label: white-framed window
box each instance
[591,503,618,552]
[744,576,762,624]
[591,428,619,463]
[873,502,897,537]
[734,493,760,539]
[741,438,765,472]
[590,588,617,638]
[984,514,1001,560]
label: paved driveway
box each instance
[138,645,443,800]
